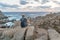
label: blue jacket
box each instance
[20,17,27,28]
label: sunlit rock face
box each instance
[0,11,8,24]
[33,13,60,33]
[33,28,48,40]
[48,28,60,40]
[0,11,7,19]
[0,12,60,40]
[25,27,34,40]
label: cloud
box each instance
[54,7,60,10]
[20,0,28,5]
[0,3,19,8]
[0,0,20,5]
[24,5,51,10]
[0,0,60,12]
[37,6,51,8]
[34,0,40,2]
[34,0,49,4]
[53,1,60,4]
[41,0,49,4]
[42,1,60,8]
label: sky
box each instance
[0,0,60,12]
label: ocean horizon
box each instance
[3,12,49,20]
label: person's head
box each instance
[22,14,25,18]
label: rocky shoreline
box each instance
[33,13,60,33]
[0,12,60,40]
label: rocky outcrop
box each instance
[33,28,48,40]
[0,27,34,40]
[0,13,60,40]
[11,28,26,40]
[0,28,17,40]
[0,27,60,40]
[0,11,7,20]
[0,11,8,24]
[33,13,60,33]
[48,28,60,40]
[25,27,34,40]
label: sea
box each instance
[3,12,49,20]
[2,12,49,26]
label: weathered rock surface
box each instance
[25,26,34,40]
[2,29,16,40]
[48,28,60,40]
[0,26,46,40]
[33,28,48,40]
[33,13,60,33]
[0,27,60,40]
[11,27,27,40]
[0,11,8,24]
[0,27,26,40]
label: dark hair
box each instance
[22,14,25,17]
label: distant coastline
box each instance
[3,12,49,20]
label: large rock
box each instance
[1,28,17,40]
[14,21,20,28]
[0,27,34,40]
[33,13,60,33]
[25,26,34,40]
[11,27,27,40]
[0,27,26,40]
[48,28,60,40]
[0,28,4,40]
[33,28,48,40]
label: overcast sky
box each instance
[0,0,60,12]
